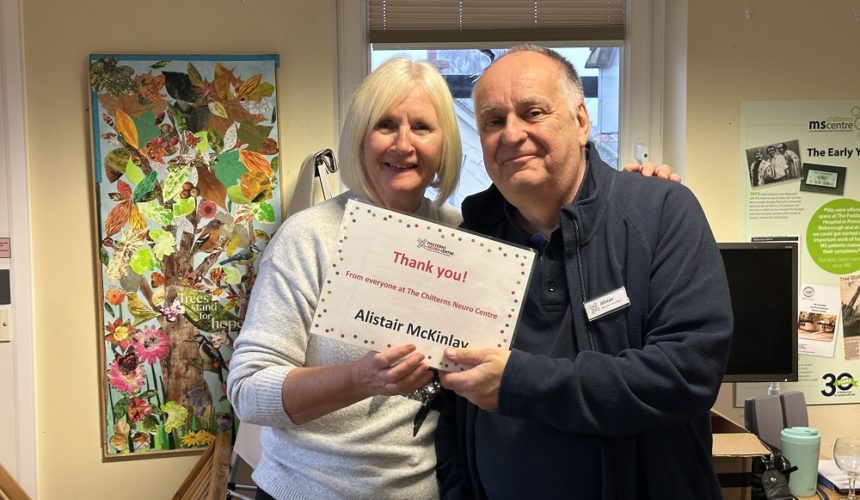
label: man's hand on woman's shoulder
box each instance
[623,161,682,182]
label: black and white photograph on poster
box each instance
[800,163,847,196]
[744,139,803,188]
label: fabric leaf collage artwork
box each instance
[89,54,282,458]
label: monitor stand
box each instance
[767,381,781,395]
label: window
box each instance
[370,47,620,207]
[336,0,667,205]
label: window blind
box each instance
[368,0,625,44]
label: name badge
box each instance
[583,286,630,321]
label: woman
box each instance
[226,57,463,499]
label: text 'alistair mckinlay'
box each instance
[353,309,469,347]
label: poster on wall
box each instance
[89,54,282,458]
[735,100,860,407]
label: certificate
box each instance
[310,199,535,371]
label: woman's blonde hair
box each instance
[338,57,462,207]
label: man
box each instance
[777,143,801,180]
[765,144,788,183]
[749,149,764,187]
[436,45,733,499]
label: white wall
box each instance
[0,0,36,495]
[14,0,338,498]
[686,0,860,451]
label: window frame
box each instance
[335,0,667,169]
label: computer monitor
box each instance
[718,242,799,383]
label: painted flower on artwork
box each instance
[105,288,126,306]
[161,401,189,433]
[180,430,215,448]
[112,325,132,343]
[110,420,130,452]
[133,325,170,363]
[198,200,218,219]
[126,396,154,423]
[179,431,198,447]
[160,298,185,322]
[110,433,128,452]
[115,420,130,435]
[105,317,136,351]
[195,430,216,447]
[107,356,145,393]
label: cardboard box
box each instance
[711,409,770,500]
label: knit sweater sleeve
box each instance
[226,196,344,427]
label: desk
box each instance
[798,484,840,499]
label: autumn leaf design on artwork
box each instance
[89,54,282,457]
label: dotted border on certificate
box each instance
[314,200,533,370]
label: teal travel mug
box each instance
[780,427,821,497]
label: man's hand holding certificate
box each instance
[311,199,535,371]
